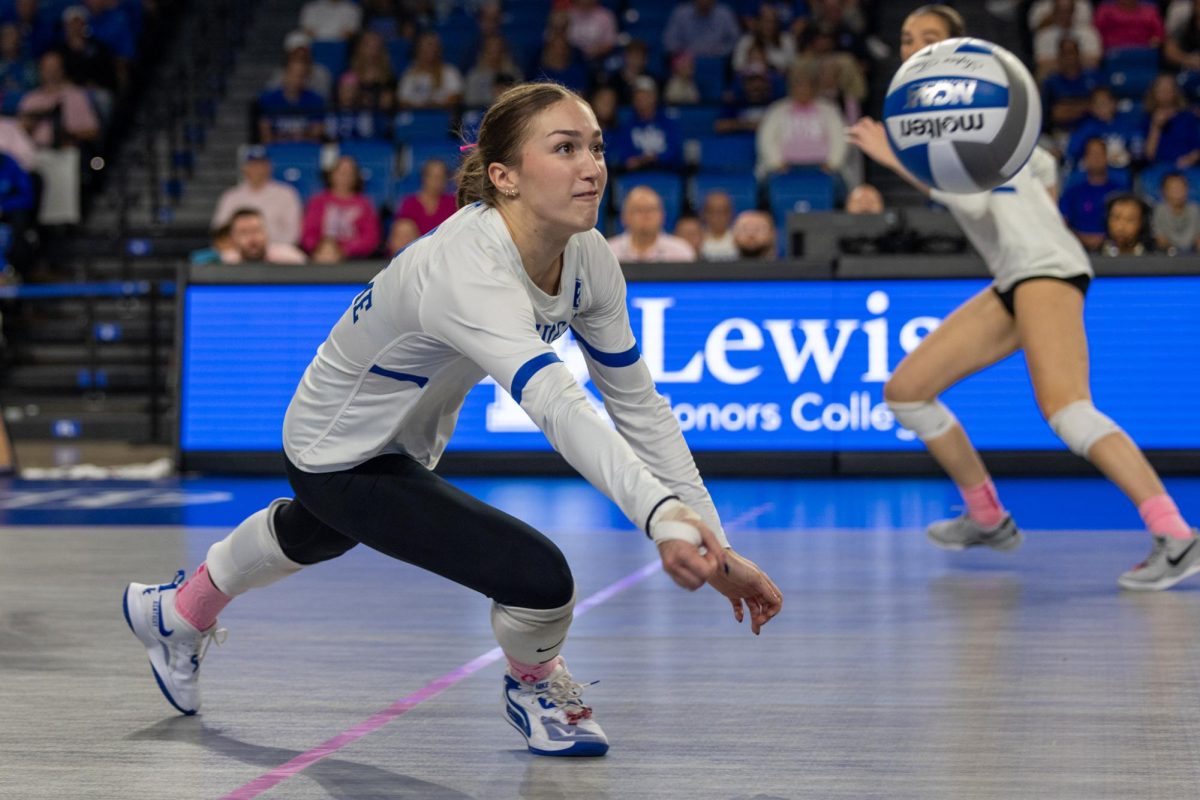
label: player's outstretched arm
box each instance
[846,117,931,198]
[706,550,783,636]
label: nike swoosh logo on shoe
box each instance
[155,599,174,637]
[1167,540,1197,568]
[535,637,565,653]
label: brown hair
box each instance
[905,4,967,38]
[455,81,582,208]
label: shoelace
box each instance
[196,627,228,663]
[1134,537,1167,570]
[543,672,598,724]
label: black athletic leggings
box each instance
[277,454,574,610]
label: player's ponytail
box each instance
[455,82,583,209]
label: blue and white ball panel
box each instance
[883,37,1041,193]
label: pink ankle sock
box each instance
[507,655,561,683]
[174,563,232,631]
[960,478,1005,529]
[1138,495,1193,540]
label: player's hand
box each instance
[706,550,783,635]
[656,520,726,591]
[847,116,899,170]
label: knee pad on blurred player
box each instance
[1048,400,1121,457]
[206,498,305,597]
[492,590,576,666]
[887,399,959,442]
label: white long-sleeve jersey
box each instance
[282,202,726,543]
[929,147,1093,293]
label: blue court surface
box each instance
[5,474,1200,800]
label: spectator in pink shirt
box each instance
[300,155,382,259]
[754,64,847,179]
[212,145,303,246]
[607,186,697,262]
[1094,0,1164,50]
[566,0,618,61]
[17,50,99,147]
[388,157,456,252]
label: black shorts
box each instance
[993,274,1091,316]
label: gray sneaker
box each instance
[927,514,1022,552]
[1118,533,1200,591]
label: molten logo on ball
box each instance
[882,38,1041,193]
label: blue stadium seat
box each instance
[614,172,684,231]
[387,39,412,74]
[693,133,756,173]
[339,140,396,209]
[767,170,835,223]
[1138,162,1200,203]
[667,104,721,137]
[437,28,476,71]
[265,142,323,200]
[311,41,348,79]
[692,57,728,104]
[1103,48,1159,100]
[404,140,463,176]
[394,109,454,144]
[690,173,759,214]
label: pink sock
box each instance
[1139,495,1193,540]
[960,478,1005,529]
[174,563,232,632]
[507,655,561,684]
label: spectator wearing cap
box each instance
[663,0,740,58]
[0,23,37,98]
[81,0,134,61]
[222,208,307,264]
[258,55,327,143]
[300,0,363,41]
[607,186,696,262]
[464,34,523,109]
[17,50,99,146]
[267,31,333,100]
[755,63,847,180]
[212,146,303,246]
[56,6,119,118]
[609,77,684,173]
[3,0,57,60]
[300,155,381,259]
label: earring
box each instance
[504,188,519,198]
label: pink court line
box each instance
[220,559,664,800]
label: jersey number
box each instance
[352,282,374,323]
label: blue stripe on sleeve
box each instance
[571,329,641,367]
[511,352,562,404]
[368,365,429,387]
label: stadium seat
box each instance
[265,142,323,200]
[387,39,412,74]
[692,133,756,173]
[692,57,728,104]
[690,173,759,214]
[767,170,836,223]
[404,140,463,177]
[394,109,454,144]
[667,105,721,137]
[339,140,396,209]
[311,41,348,79]
[614,171,684,231]
[1104,47,1159,100]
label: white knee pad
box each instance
[491,590,576,666]
[1048,400,1122,457]
[887,399,959,442]
[205,498,305,597]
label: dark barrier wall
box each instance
[177,257,1200,475]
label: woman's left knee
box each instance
[1046,400,1122,457]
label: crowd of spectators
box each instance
[217,0,1200,265]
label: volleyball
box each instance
[882,37,1041,193]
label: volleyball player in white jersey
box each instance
[121,83,782,755]
[848,5,1199,591]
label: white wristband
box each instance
[650,519,702,546]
